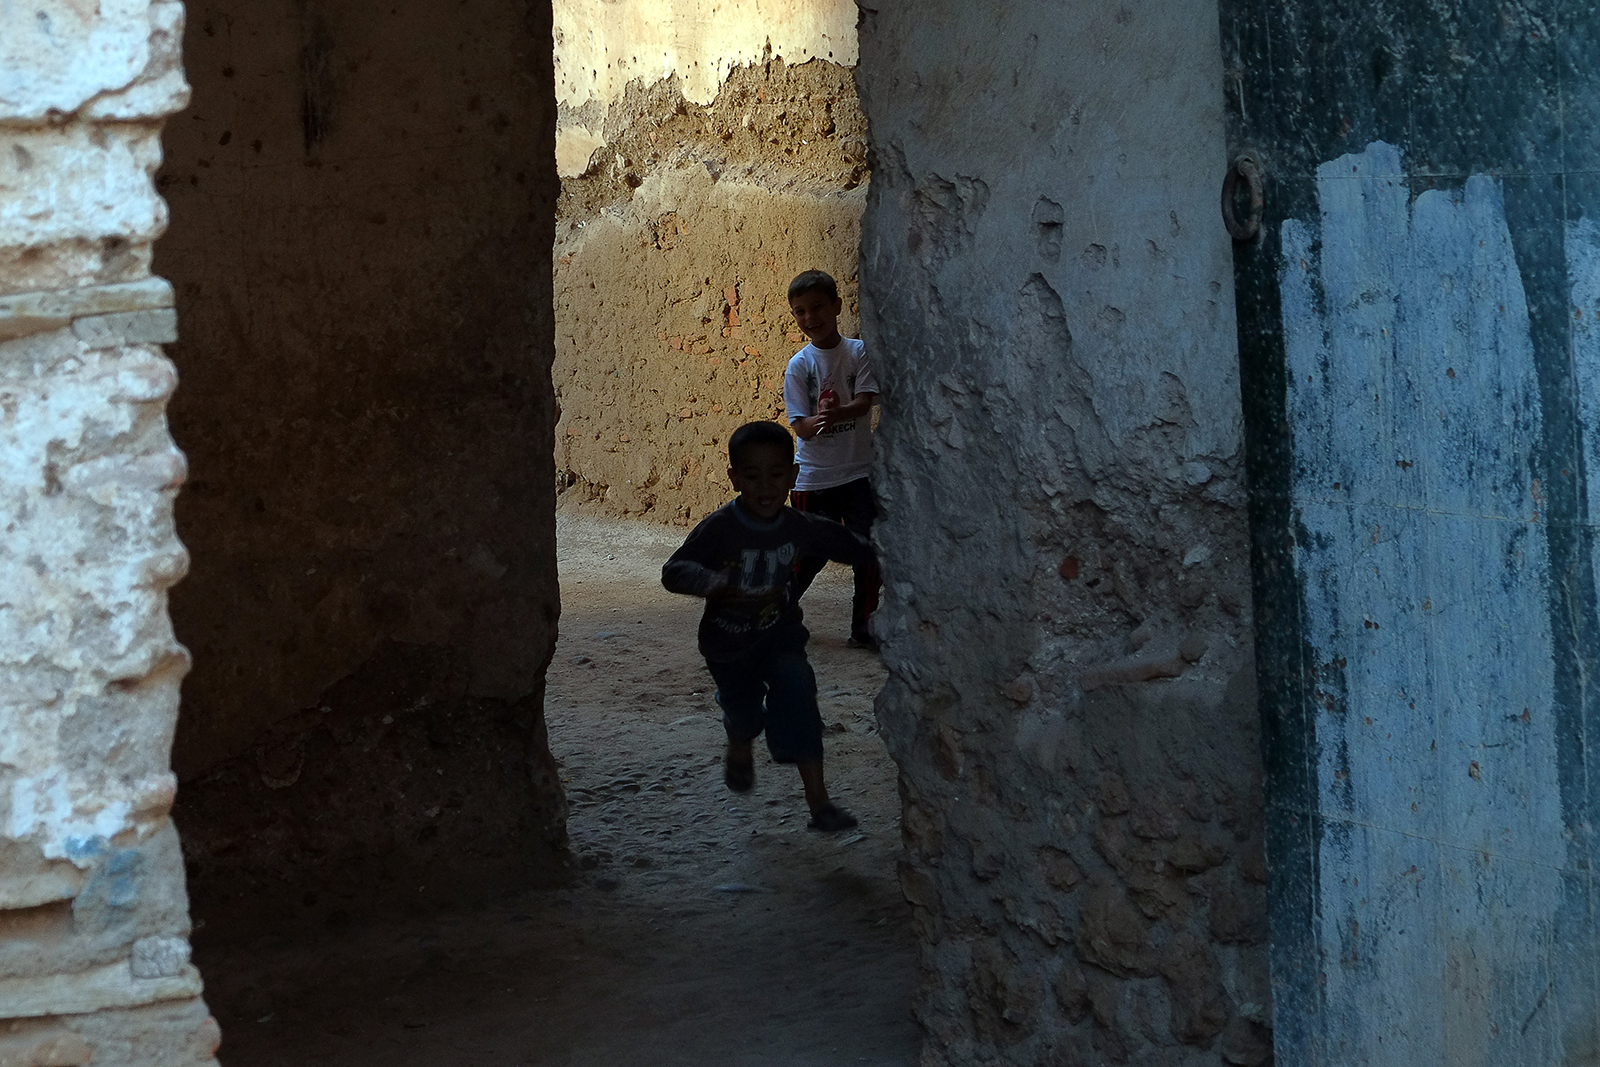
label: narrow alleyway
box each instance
[195,516,917,1066]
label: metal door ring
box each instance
[1222,156,1263,241]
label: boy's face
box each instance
[788,290,844,348]
[728,443,798,520]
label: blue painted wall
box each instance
[1221,5,1599,1062]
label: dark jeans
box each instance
[706,624,822,764]
[790,476,882,641]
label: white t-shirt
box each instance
[783,337,879,491]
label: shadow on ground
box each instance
[194,515,918,1067]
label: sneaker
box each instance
[806,803,858,832]
[724,741,754,793]
[846,633,879,651]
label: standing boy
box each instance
[661,420,870,831]
[783,270,882,649]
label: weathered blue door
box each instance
[1219,4,1600,1062]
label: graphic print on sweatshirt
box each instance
[719,540,798,634]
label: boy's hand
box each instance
[792,413,825,439]
[814,392,841,429]
[705,571,735,599]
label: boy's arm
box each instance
[792,413,830,439]
[831,341,880,429]
[661,524,735,598]
[783,357,824,440]
[801,343,878,435]
[662,559,732,598]
[802,512,877,568]
[823,391,876,424]
[794,391,877,438]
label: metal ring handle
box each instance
[1222,156,1264,242]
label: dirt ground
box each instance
[197,514,918,1066]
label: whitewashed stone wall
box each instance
[0,2,219,1061]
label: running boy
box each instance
[661,420,870,831]
[783,270,882,649]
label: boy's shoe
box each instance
[806,803,858,832]
[724,741,754,793]
[846,633,879,651]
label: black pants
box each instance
[789,477,881,642]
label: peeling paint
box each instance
[555,0,857,112]
[1276,140,1570,1061]
[0,0,210,1053]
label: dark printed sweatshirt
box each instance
[661,501,874,662]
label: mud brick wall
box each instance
[855,2,1273,1064]
[0,1,220,1061]
[553,0,865,523]
[153,0,564,921]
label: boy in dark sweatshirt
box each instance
[661,420,873,831]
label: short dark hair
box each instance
[787,269,838,303]
[728,421,794,466]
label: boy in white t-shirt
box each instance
[782,270,882,650]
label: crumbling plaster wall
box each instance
[553,0,867,523]
[0,1,219,1062]
[857,3,1270,1065]
[555,0,856,171]
[152,0,565,921]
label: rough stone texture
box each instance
[0,0,216,1060]
[152,0,566,917]
[554,58,867,523]
[856,1,1269,1063]
[0,0,188,122]
[0,999,221,1066]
